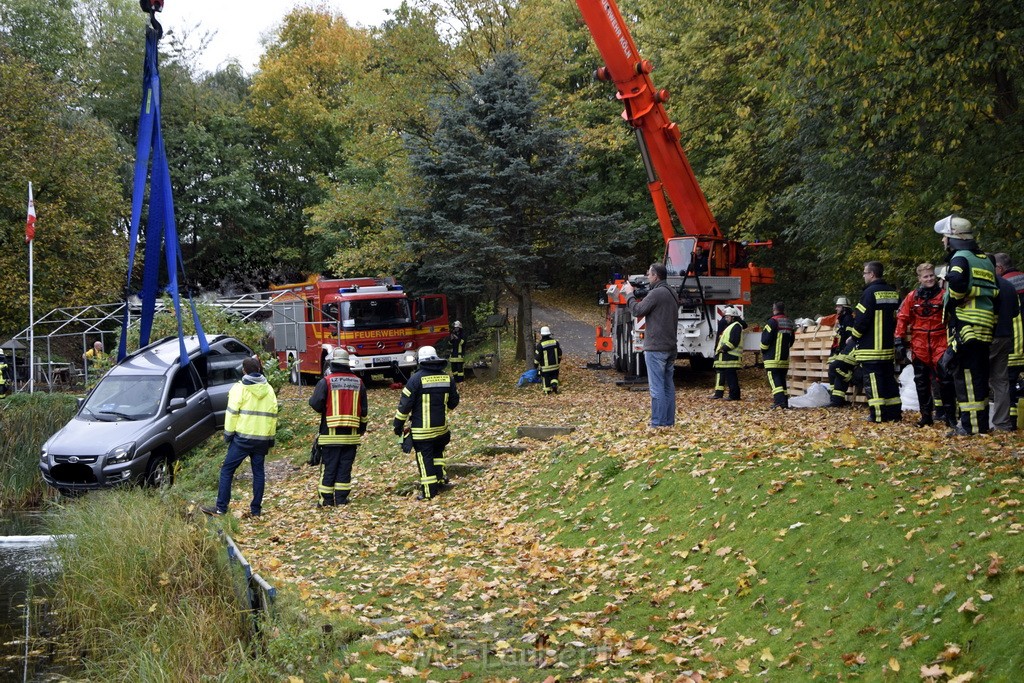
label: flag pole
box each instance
[26,182,35,394]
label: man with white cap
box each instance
[534,326,563,395]
[394,346,460,500]
[308,348,368,506]
[935,215,997,435]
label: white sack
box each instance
[789,382,832,408]
[899,364,919,411]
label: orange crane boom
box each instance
[575,0,720,243]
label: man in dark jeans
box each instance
[202,357,278,517]
[621,263,679,427]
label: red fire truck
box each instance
[270,276,449,384]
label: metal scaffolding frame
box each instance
[2,292,284,393]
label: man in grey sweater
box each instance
[621,263,679,427]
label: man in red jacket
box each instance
[896,263,954,427]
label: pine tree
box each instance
[401,51,623,363]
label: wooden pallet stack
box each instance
[787,324,834,396]
[786,324,865,403]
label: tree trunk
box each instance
[517,287,533,368]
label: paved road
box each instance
[531,303,599,361]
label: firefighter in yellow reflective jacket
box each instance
[309,349,368,506]
[534,326,563,395]
[936,215,997,435]
[393,346,460,500]
[203,357,278,517]
[713,307,745,401]
[0,348,9,395]
[760,302,795,408]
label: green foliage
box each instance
[0,392,75,507]
[0,48,127,336]
[399,51,628,360]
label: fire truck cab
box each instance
[271,276,448,384]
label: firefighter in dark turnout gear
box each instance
[990,273,1021,430]
[394,346,460,500]
[534,326,563,395]
[895,263,954,427]
[761,302,795,408]
[309,349,368,506]
[828,296,857,406]
[936,216,997,435]
[994,253,1024,428]
[849,261,902,423]
[713,307,745,400]
[449,321,466,383]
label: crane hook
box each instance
[139,0,164,39]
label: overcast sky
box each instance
[161,1,403,74]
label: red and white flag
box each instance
[25,182,36,243]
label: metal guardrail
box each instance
[218,531,276,629]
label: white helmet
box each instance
[934,215,973,239]
[418,346,440,362]
[453,320,462,329]
[330,348,350,367]
[722,306,741,317]
[540,326,551,336]
[835,296,850,307]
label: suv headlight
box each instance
[106,442,136,465]
[40,443,49,463]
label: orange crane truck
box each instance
[576,0,774,375]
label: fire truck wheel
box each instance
[613,317,628,373]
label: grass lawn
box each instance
[177,355,1023,682]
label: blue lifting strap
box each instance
[119,25,207,366]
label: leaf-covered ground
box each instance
[226,359,1023,682]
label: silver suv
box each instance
[40,335,254,494]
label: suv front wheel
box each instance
[144,453,174,489]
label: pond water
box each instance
[0,511,73,682]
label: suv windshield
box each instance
[81,375,165,421]
[340,298,411,329]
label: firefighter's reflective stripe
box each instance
[851,285,898,361]
[451,336,465,363]
[417,452,438,488]
[224,383,278,441]
[395,372,456,441]
[714,321,743,368]
[761,315,794,369]
[325,374,363,429]
[1009,310,1024,367]
[946,251,997,343]
[535,339,561,372]
[320,372,366,445]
